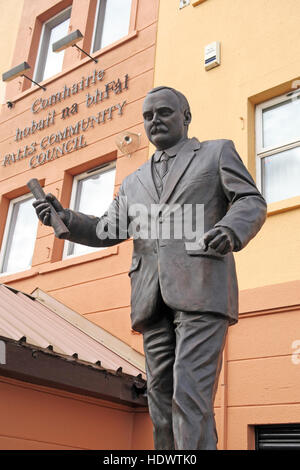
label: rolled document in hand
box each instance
[27,178,70,239]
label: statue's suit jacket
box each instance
[66,138,267,332]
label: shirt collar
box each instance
[153,138,188,162]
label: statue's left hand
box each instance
[201,227,235,255]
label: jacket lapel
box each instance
[160,137,201,204]
[135,138,201,204]
[136,158,159,203]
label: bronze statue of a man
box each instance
[33,86,267,450]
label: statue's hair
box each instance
[147,86,191,116]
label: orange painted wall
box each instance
[213,281,300,449]
[0,376,152,449]
[0,0,24,106]
[0,0,159,358]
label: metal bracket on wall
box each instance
[180,0,190,9]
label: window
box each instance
[256,90,300,204]
[0,194,38,275]
[255,424,300,450]
[92,0,132,53]
[64,163,116,258]
[34,7,71,83]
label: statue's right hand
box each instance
[33,193,67,226]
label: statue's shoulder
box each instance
[121,158,151,187]
[197,139,236,163]
[199,138,233,150]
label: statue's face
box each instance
[142,89,188,150]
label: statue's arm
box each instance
[33,184,129,248]
[215,139,267,251]
[66,184,129,247]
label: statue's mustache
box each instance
[151,125,168,134]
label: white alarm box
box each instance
[204,41,221,70]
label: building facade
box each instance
[0,0,300,450]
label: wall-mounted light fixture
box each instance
[52,30,98,63]
[2,62,46,94]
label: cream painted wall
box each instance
[153,0,300,290]
[0,0,24,105]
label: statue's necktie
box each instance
[159,152,169,180]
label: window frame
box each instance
[33,6,72,83]
[255,88,300,196]
[91,0,134,54]
[0,193,38,276]
[63,161,116,259]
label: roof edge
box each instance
[0,335,148,408]
[31,288,145,373]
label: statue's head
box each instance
[142,86,192,150]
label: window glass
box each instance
[262,147,300,203]
[256,91,300,204]
[67,166,116,257]
[34,8,71,83]
[262,96,300,149]
[1,196,38,274]
[92,0,132,53]
[42,17,70,81]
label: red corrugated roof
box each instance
[0,284,145,377]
